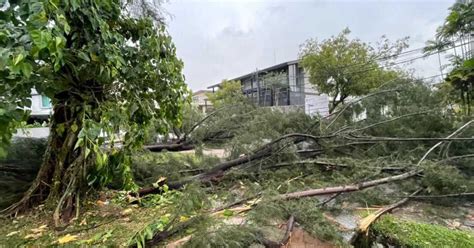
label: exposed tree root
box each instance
[1,102,93,228]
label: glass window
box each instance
[41,95,51,108]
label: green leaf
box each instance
[222,209,234,217]
[85,147,91,158]
[70,0,79,11]
[71,123,78,132]
[21,62,33,78]
[56,14,71,34]
[13,53,24,66]
[55,36,64,48]
[56,123,65,135]
[90,53,99,62]
[74,138,83,150]
[29,30,50,49]
[145,227,153,239]
[78,51,90,62]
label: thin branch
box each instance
[344,135,474,142]
[279,120,474,201]
[181,105,233,142]
[416,120,474,166]
[437,154,474,163]
[325,88,400,130]
[401,192,474,199]
[349,110,435,133]
[278,169,421,200]
[317,193,342,207]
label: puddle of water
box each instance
[332,212,359,242]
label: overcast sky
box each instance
[163,0,455,91]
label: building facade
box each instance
[208,60,329,116]
[192,90,213,114]
[28,89,52,122]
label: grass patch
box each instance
[0,193,170,247]
[372,215,474,248]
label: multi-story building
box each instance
[207,60,329,116]
[192,90,213,114]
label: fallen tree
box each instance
[135,119,474,198]
[126,113,474,247]
[134,133,325,196]
[144,104,250,152]
[129,119,474,246]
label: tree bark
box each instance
[144,142,194,152]
[1,101,90,227]
[134,133,325,197]
[278,169,421,200]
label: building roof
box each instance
[207,59,299,89]
[193,90,212,95]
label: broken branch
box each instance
[350,188,422,245]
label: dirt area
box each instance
[287,228,336,248]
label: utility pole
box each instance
[256,68,260,106]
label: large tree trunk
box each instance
[2,100,91,227]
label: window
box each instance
[41,95,51,108]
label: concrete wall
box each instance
[14,128,50,138]
[192,91,212,113]
[303,75,329,117]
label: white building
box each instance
[28,89,52,122]
[192,90,213,114]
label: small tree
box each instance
[0,0,187,225]
[261,72,288,106]
[207,80,246,108]
[425,2,473,115]
[300,28,408,113]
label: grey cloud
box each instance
[164,0,455,90]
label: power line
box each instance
[307,39,463,73]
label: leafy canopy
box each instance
[299,28,408,113]
[207,80,246,108]
[0,0,188,184]
[425,2,473,115]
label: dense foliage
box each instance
[425,2,473,115]
[300,28,408,113]
[207,80,246,108]
[0,0,187,223]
